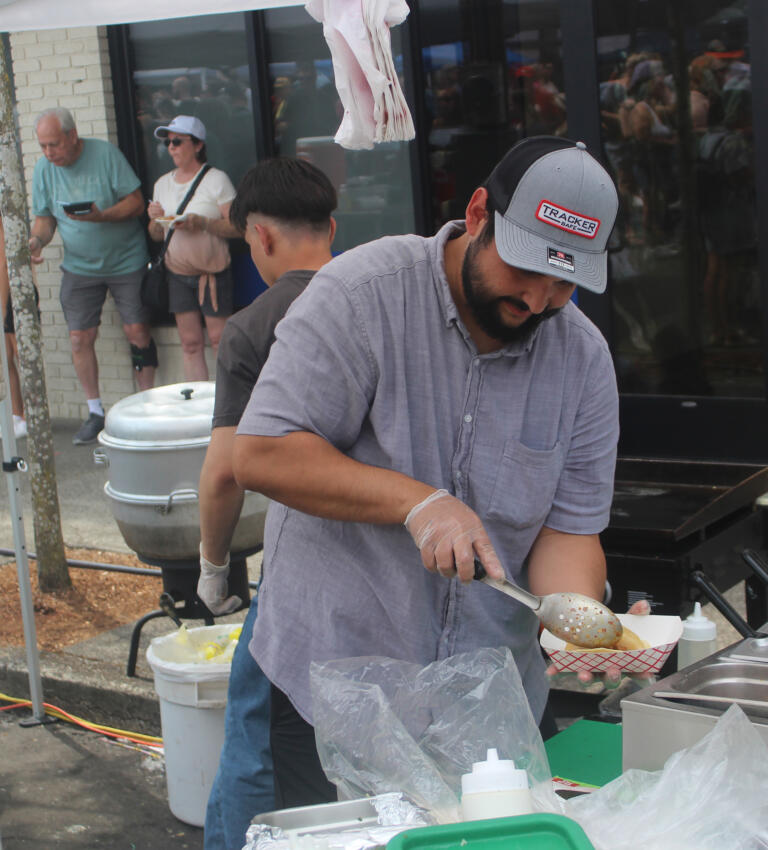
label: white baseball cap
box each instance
[485,136,618,293]
[154,115,207,142]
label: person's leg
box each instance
[122,322,156,390]
[270,685,337,810]
[202,314,229,356]
[175,310,209,380]
[108,271,158,390]
[204,597,274,850]
[5,332,23,418]
[70,325,101,399]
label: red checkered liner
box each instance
[543,641,677,674]
[540,613,683,674]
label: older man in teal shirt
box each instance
[29,107,157,445]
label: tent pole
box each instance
[0,358,48,725]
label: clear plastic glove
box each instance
[404,488,504,583]
[197,544,242,615]
[546,598,653,689]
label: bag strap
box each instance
[156,164,212,261]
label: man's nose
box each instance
[518,279,553,315]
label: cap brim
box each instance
[494,211,607,294]
[153,126,170,139]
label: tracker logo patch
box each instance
[536,200,600,239]
[547,247,575,273]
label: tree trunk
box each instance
[0,39,70,591]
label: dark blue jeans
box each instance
[204,595,274,850]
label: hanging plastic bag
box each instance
[562,704,768,850]
[310,646,559,823]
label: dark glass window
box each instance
[419,0,565,227]
[596,0,762,399]
[128,15,257,192]
[262,6,415,252]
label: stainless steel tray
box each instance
[251,798,381,835]
[719,635,768,664]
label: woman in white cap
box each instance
[147,115,240,380]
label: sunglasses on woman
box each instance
[164,137,186,148]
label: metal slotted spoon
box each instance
[472,559,623,649]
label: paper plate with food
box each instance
[540,613,682,674]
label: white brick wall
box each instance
[9,27,194,420]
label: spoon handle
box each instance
[472,559,542,612]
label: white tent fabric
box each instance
[0,0,299,31]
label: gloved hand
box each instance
[404,488,504,583]
[197,544,242,615]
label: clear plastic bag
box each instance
[310,647,559,823]
[562,704,768,850]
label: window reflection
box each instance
[596,1,762,399]
[263,7,415,252]
[420,0,565,227]
[129,15,258,192]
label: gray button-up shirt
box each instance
[237,221,619,724]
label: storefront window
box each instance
[419,0,565,227]
[263,5,415,252]
[128,15,257,193]
[596,0,762,398]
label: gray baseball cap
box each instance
[485,136,618,293]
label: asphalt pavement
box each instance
[0,417,252,849]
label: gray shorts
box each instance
[60,268,148,331]
[167,268,234,318]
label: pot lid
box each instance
[101,382,215,444]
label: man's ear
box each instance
[328,216,337,245]
[256,223,273,256]
[465,187,490,238]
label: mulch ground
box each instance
[0,547,162,650]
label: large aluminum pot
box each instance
[94,381,268,561]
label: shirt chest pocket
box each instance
[486,439,564,530]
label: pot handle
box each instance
[93,448,109,467]
[157,487,199,515]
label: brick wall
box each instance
[9,27,201,420]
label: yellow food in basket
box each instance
[565,626,650,652]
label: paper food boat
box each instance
[541,613,682,674]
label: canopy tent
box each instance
[0,0,299,31]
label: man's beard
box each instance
[461,239,562,345]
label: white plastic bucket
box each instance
[147,625,237,827]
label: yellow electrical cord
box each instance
[0,691,163,749]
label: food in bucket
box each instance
[171,623,242,662]
[565,625,649,652]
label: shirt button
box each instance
[456,471,462,480]
[464,414,472,423]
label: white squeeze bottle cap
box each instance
[460,749,532,821]
[682,602,717,641]
[461,748,528,793]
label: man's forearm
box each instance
[100,189,144,222]
[199,426,246,564]
[30,217,56,248]
[199,476,245,565]
[233,430,435,525]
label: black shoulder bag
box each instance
[141,164,212,315]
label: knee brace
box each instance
[131,338,158,371]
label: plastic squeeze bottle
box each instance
[460,748,533,821]
[677,601,718,670]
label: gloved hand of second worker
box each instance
[405,488,504,583]
[197,544,242,615]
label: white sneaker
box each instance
[13,417,28,439]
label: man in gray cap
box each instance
[233,136,621,807]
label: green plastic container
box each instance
[386,813,595,850]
